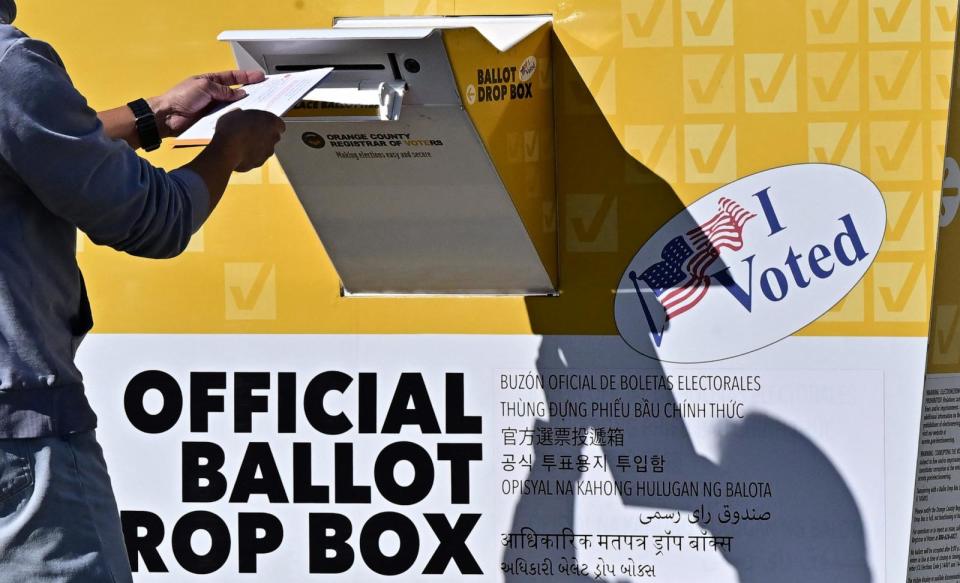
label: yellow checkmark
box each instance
[811,0,851,34]
[808,0,858,43]
[808,122,861,167]
[745,53,797,112]
[566,194,619,252]
[576,56,617,115]
[931,49,955,111]
[936,74,951,104]
[625,124,678,183]
[225,262,277,321]
[874,260,927,321]
[869,0,920,41]
[685,123,736,183]
[684,53,735,112]
[626,0,667,37]
[876,121,919,170]
[881,190,925,252]
[524,130,540,163]
[623,0,673,47]
[874,0,913,30]
[871,120,922,180]
[932,304,960,365]
[933,0,958,41]
[681,0,733,46]
[808,51,859,111]
[870,49,920,110]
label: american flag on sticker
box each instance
[629,198,756,344]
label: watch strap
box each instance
[127,98,161,152]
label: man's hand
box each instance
[148,70,266,138]
[182,109,286,217]
[210,109,286,172]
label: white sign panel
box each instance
[77,334,921,582]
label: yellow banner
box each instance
[18,0,956,337]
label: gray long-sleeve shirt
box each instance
[0,23,210,437]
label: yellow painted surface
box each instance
[15,0,956,337]
[445,25,559,287]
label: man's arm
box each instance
[97,105,142,149]
[0,38,282,258]
[98,70,266,149]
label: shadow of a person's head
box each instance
[715,414,872,582]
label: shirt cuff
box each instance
[170,167,211,234]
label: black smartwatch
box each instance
[127,98,161,152]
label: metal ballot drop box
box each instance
[219,16,557,295]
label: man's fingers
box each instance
[243,70,267,84]
[203,69,266,87]
[204,78,247,102]
[199,70,265,103]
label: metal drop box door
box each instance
[219,16,558,295]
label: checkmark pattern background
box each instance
[25,0,956,338]
[600,0,956,340]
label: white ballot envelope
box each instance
[172,67,334,146]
